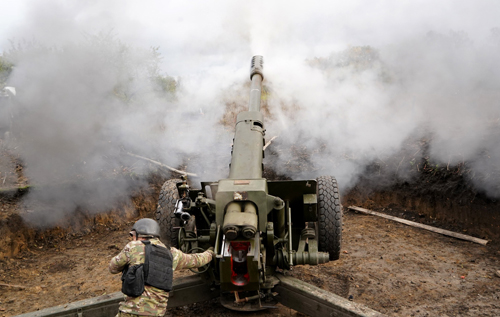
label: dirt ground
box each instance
[1,204,499,317]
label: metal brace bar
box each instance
[274,274,386,317]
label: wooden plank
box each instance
[275,274,386,317]
[348,206,489,245]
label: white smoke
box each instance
[264,29,500,196]
[1,1,499,227]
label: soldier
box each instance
[109,218,214,317]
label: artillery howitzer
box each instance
[156,55,343,310]
[19,57,384,317]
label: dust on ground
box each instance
[1,207,499,317]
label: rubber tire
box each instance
[317,176,342,261]
[156,179,181,247]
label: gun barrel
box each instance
[228,56,265,180]
[248,55,264,112]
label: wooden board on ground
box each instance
[348,206,489,245]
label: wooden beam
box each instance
[348,206,489,245]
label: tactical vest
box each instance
[121,240,173,297]
[143,240,173,292]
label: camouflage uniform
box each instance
[109,238,214,316]
[115,312,136,317]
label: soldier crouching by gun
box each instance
[109,218,214,317]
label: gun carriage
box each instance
[156,56,343,310]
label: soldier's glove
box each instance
[207,247,215,256]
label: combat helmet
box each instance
[131,218,161,238]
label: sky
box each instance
[1,0,499,227]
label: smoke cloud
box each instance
[1,1,499,227]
